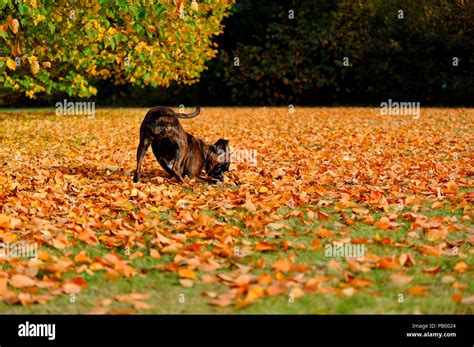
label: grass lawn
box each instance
[0,107,472,314]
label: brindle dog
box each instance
[133,106,230,183]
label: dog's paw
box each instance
[133,172,139,183]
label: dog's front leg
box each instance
[192,176,208,184]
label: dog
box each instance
[133,106,230,184]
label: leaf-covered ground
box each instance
[0,107,472,314]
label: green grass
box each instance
[1,203,472,314]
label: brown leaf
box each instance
[9,18,19,34]
[422,264,441,275]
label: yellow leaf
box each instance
[30,61,40,74]
[6,58,16,71]
[0,214,10,228]
[178,268,196,280]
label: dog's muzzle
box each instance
[209,167,224,181]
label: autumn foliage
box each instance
[0,108,472,313]
[0,0,234,98]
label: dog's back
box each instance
[133,106,202,183]
[140,107,181,137]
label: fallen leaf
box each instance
[272,258,292,273]
[10,274,35,288]
[63,283,81,294]
[179,279,194,287]
[389,274,413,287]
[408,285,428,296]
[454,261,468,273]
[178,268,197,280]
[317,211,330,221]
[422,264,441,275]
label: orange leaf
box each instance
[311,238,321,250]
[426,228,447,241]
[317,211,330,221]
[399,253,416,267]
[272,258,292,273]
[374,217,390,230]
[0,214,11,228]
[454,261,468,273]
[408,285,428,296]
[255,241,276,252]
[178,268,196,280]
[10,274,35,288]
[75,250,92,264]
[150,249,161,258]
[315,226,332,237]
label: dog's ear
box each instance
[214,139,229,155]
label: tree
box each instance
[199,0,472,105]
[0,0,234,99]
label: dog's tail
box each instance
[176,106,200,119]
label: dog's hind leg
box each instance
[169,146,186,183]
[133,138,151,183]
[151,140,174,178]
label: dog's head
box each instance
[205,139,231,181]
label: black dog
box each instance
[133,106,230,183]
